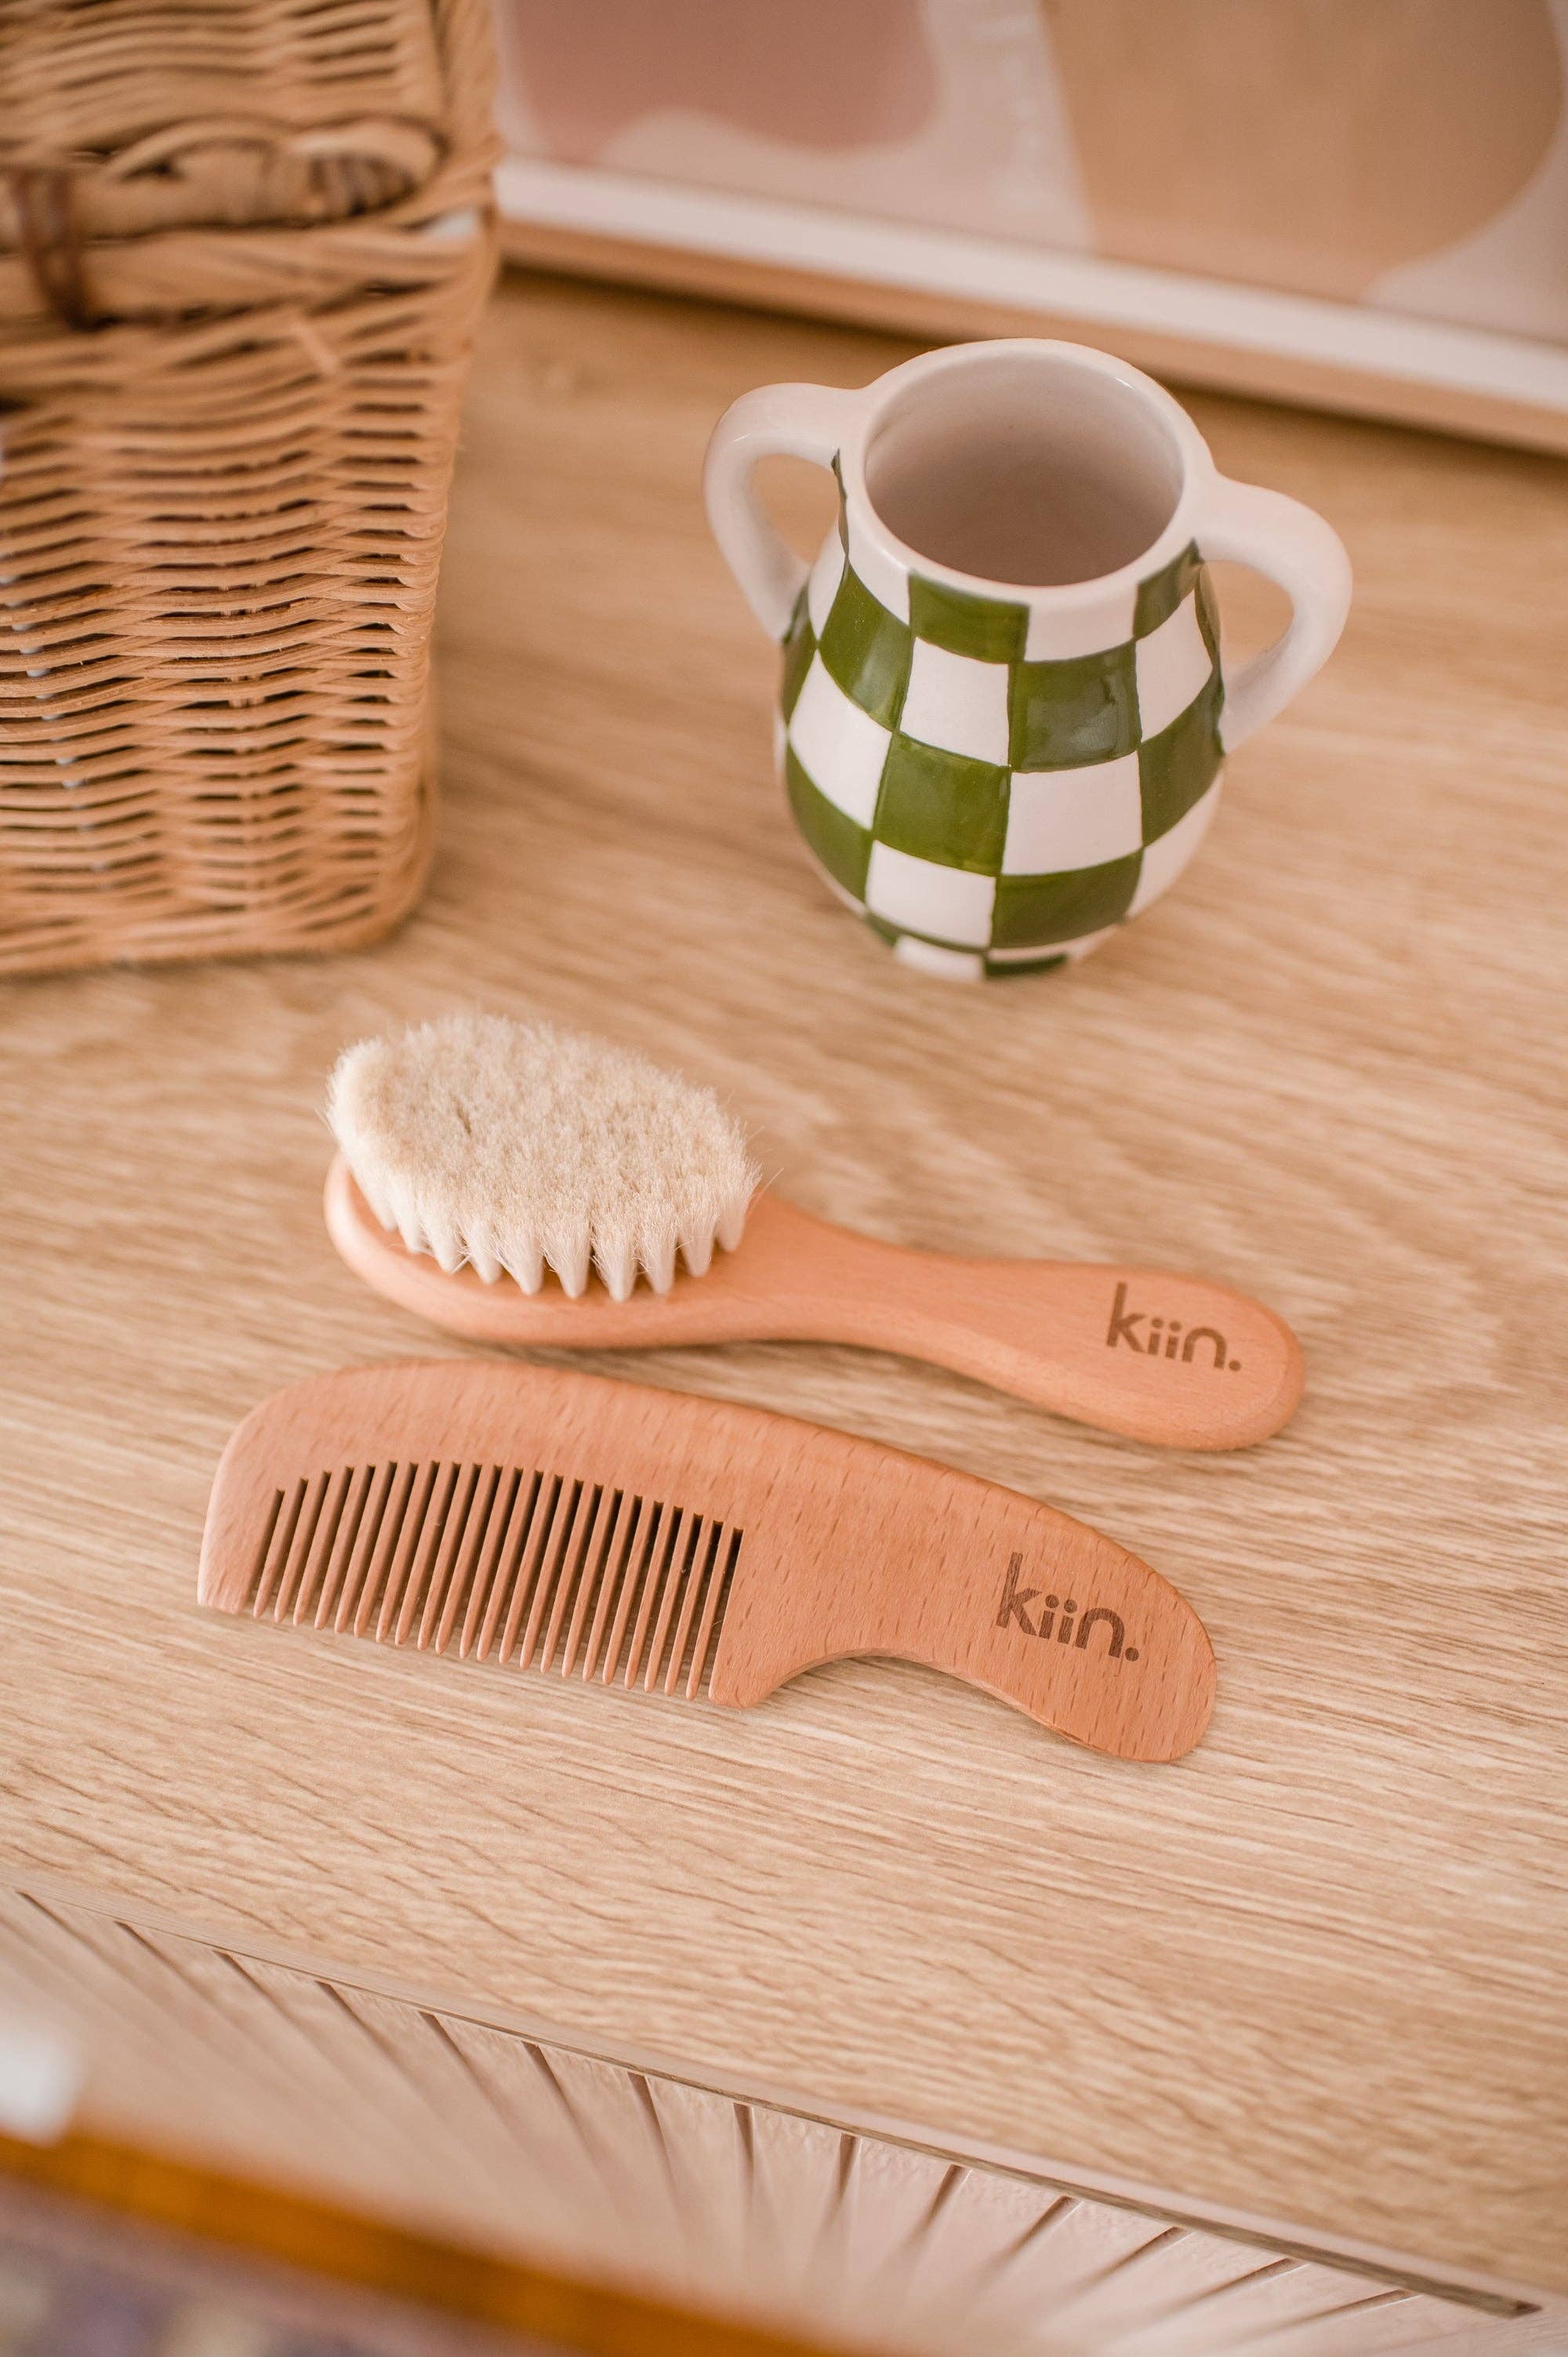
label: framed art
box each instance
[493,0,1568,451]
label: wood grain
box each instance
[0,271,1563,2300]
[325,1159,1305,1449]
[196,1358,1216,1761]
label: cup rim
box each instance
[840,338,1213,606]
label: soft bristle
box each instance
[326,1011,758,1300]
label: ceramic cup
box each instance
[706,340,1350,979]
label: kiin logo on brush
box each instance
[1105,1281,1243,1372]
[996,1555,1139,1662]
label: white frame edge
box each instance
[495,154,1568,426]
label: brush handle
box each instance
[782,1213,1302,1449]
[326,1159,1301,1449]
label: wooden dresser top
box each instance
[1,272,1563,2297]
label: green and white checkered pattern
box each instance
[777,502,1225,979]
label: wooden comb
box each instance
[198,1360,1215,1762]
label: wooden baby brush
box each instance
[198,1360,1216,1762]
[325,1014,1303,1451]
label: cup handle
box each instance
[1195,474,1352,752]
[704,383,867,640]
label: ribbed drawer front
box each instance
[0,1887,1544,2356]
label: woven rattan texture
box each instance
[0,0,497,975]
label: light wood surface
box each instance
[325,1159,1305,1449]
[197,1359,1215,1762]
[0,271,1564,2301]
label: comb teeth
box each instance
[238,1462,742,1700]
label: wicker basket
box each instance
[0,0,497,975]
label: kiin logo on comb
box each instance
[996,1554,1140,1663]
